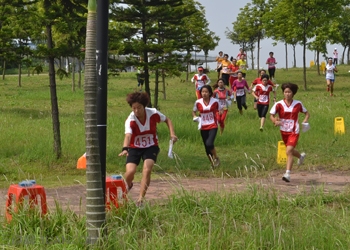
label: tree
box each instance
[84,0,106,244]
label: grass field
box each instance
[1,66,350,249]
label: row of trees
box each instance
[226,0,350,90]
[0,0,219,158]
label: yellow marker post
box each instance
[310,60,315,67]
[277,141,287,164]
[334,117,345,135]
[320,61,326,72]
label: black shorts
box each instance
[126,146,160,165]
[217,66,222,73]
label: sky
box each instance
[197,0,341,69]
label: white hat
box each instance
[335,48,337,50]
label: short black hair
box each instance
[200,85,213,97]
[281,83,298,95]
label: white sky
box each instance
[197,0,342,68]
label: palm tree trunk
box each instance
[84,0,106,245]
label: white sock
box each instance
[286,170,291,174]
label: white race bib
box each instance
[201,112,215,125]
[134,134,154,148]
[236,89,245,96]
[280,119,294,132]
[219,99,226,109]
[259,95,268,103]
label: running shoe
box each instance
[213,158,220,168]
[298,152,306,166]
[260,126,263,132]
[282,173,290,182]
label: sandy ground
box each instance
[1,170,350,216]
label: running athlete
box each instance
[215,51,224,79]
[323,57,338,96]
[236,54,248,78]
[270,83,310,183]
[252,74,276,131]
[228,58,240,88]
[232,71,250,115]
[191,66,211,99]
[213,78,232,135]
[219,54,231,86]
[266,52,277,80]
[119,92,178,206]
[251,69,276,110]
[192,85,222,168]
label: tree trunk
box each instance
[302,36,307,90]
[154,69,159,109]
[85,0,106,244]
[162,69,166,100]
[257,38,260,74]
[250,49,254,70]
[18,63,22,87]
[316,51,320,75]
[46,24,62,158]
[292,45,296,68]
[142,18,152,107]
[347,46,350,64]
[78,60,82,89]
[341,46,346,64]
[72,57,75,92]
[284,43,288,70]
[2,60,6,80]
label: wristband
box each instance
[122,147,129,152]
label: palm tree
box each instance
[84,0,106,244]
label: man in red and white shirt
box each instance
[119,92,177,206]
[191,66,211,99]
[270,83,310,183]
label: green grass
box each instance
[0,66,349,188]
[1,66,350,248]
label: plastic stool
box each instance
[105,175,127,209]
[6,180,47,221]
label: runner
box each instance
[236,48,246,60]
[119,92,178,206]
[251,69,276,110]
[266,52,277,80]
[192,85,222,168]
[219,54,231,86]
[215,51,224,79]
[191,66,211,99]
[228,57,240,89]
[213,78,232,135]
[270,83,310,183]
[236,54,248,78]
[252,74,276,131]
[232,71,250,115]
[323,57,338,96]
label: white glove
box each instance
[302,123,310,132]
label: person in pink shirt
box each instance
[232,71,250,115]
[252,74,276,131]
[266,52,277,80]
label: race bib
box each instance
[259,95,268,103]
[236,89,245,96]
[222,67,228,73]
[219,99,226,108]
[134,134,154,148]
[280,119,295,132]
[201,112,215,125]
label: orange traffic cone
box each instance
[77,153,86,169]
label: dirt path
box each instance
[1,170,349,215]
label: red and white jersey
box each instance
[191,74,211,90]
[125,108,166,148]
[270,100,307,134]
[254,84,274,105]
[213,88,232,109]
[193,97,221,130]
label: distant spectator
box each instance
[333,48,338,65]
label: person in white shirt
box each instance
[323,57,338,96]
